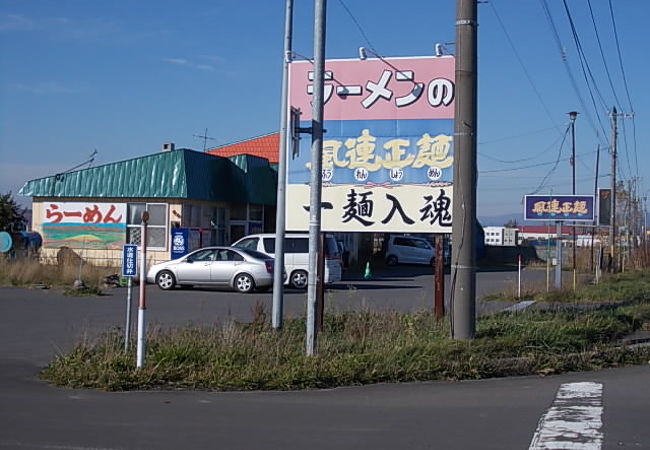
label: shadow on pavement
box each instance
[326,283,420,291]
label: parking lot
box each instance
[0,265,548,366]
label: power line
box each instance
[527,124,570,194]
[563,0,608,111]
[478,126,558,145]
[608,0,634,114]
[479,128,566,164]
[490,1,563,136]
[336,0,377,53]
[481,147,597,175]
[539,0,606,144]
[608,0,639,181]
[561,0,609,139]
[586,0,623,110]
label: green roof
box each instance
[19,149,277,205]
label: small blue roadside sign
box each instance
[171,228,189,260]
[122,244,138,277]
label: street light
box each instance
[568,111,578,289]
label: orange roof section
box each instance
[207,133,280,164]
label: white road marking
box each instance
[529,382,604,450]
[503,300,536,313]
[0,441,125,450]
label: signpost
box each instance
[121,244,137,350]
[524,195,595,289]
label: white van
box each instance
[232,233,342,289]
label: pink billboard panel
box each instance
[288,56,455,122]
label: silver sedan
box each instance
[146,247,275,293]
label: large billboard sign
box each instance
[286,56,455,233]
[42,202,127,249]
[524,195,595,222]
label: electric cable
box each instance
[586,0,623,110]
[561,0,609,139]
[490,2,563,136]
[539,0,607,144]
[527,124,570,194]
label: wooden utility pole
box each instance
[609,107,618,272]
[451,0,478,339]
[590,145,600,272]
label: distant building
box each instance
[517,225,567,243]
[483,226,518,246]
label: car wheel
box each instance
[156,270,176,290]
[234,273,255,293]
[386,255,398,266]
[290,270,308,289]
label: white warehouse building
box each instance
[484,226,518,246]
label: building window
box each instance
[127,203,167,250]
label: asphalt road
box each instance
[2,268,648,449]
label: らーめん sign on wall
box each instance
[524,195,595,221]
[286,56,455,233]
[42,202,126,249]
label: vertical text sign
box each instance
[122,244,138,277]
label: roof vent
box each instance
[162,142,175,152]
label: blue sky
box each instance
[1,0,647,220]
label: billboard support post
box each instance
[434,235,445,321]
[317,232,325,331]
[272,0,294,330]
[555,221,563,289]
[305,0,326,357]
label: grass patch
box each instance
[481,268,650,304]
[63,286,104,297]
[41,301,650,392]
[0,258,116,291]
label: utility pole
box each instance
[451,0,478,340]
[305,0,326,356]
[272,0,294,330]
[591,145,600,272]
[609,107,618,272]
[569,111,578,289]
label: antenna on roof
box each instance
[53,149,99,181]
[87,149,98,168]
[193,128,216,152]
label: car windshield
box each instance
[239,248,272,261]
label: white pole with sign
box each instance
[136,211,149,368]
[121,244,138,351]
